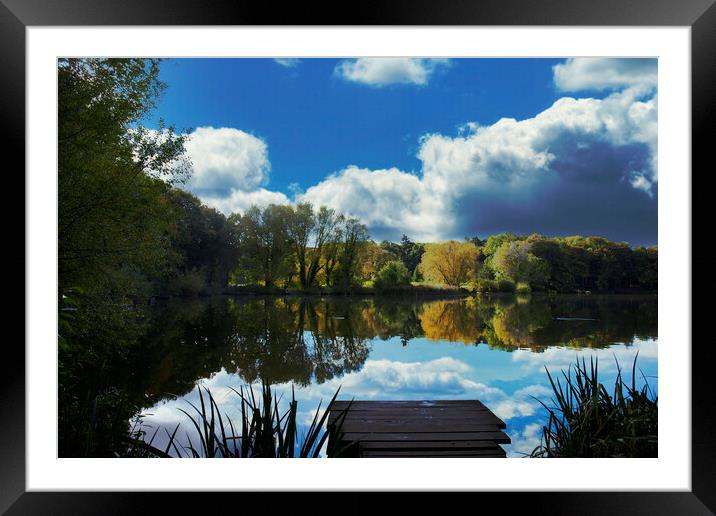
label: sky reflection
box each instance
[139,311,657,458]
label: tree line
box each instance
[412,234,657,294]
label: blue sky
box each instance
[148,58,658,245]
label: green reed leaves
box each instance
[128,382,351,458]
[531,353,657,458]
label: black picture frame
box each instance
[3,0,711,513]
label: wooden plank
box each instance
[360,449,507,458]
[332,400,489,409]
[358,441,501,450]
[328,415,504,426]
[329,405,503,418]
[335,420,505,432]
[340,420,507,433]
[334,421,504,431]
[330,405,493,413]
[328,411,504,427]
[340,431,511,444]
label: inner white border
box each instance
[27,26,691,491]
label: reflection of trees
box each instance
[227,297,315,386]
[483,298,553,349]
[126,297,375,407]
[304,300,370,383]
[103,294,657,416]
[419,299,484,344]
[370,300,424,344]
[355,294,657,352]
[477,295,658,352]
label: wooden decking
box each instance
[327,400,510,457]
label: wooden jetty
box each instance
[327,400,510,457]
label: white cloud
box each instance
[274,58,300,68]
[553,58,657,93]
[184,127,271,194]
[510,338,659,375]
[176,126,291,215]
[334,58,450,86]
[202,188,291,216]
[507,422,544,457]
[300,166,449,242]
[492,399,537,420]
[301,85,658,242]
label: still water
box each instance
[134,294,658,457]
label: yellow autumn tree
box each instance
[419,241,480,287]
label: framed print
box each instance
[4,0,713,513]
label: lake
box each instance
[130,294,658,457]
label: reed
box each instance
[531,353,657,458]
[125,383,352,458]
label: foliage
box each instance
[496,279,516,293]
[419,241,480,287]
[334,217,370,289]
[285,203,343,288]
[166,188,236,293]
[226,203,370,291]
[373,260,412,291]
[231,205,295,287]
[474,278,499,293]
[167,267,207,297]
[360,241,395,282]
[380,235,425,276]
[490,240,549,289]
[472,232,657,294]
[515,282,532,295]
[531,355,657,458]
[58,58,189,297]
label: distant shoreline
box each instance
[141,285,658,303]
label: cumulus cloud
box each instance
[507,422,544,457]
[179,126,290,215]
[275,356,539,424]
[302,81,658,243]
[299,166,448,242]
[511,337,659,372]
[184,127,271,195]
[553,58,657,93]
[274,58,300,68]
[334,58,450,86]
[202,188,291,215]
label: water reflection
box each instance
[129,294,656,456]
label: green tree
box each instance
[165,189,235,294]
[285,202,315,288]
[236,205,294,287]
[373,260,411,290]
[633,246,658,291]
[380,235,425,276]
[491,240,549,290]
[306,206,342,287]
[336,217,370,288]
[58,58,189,297]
